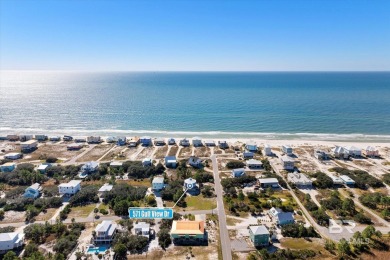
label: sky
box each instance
[0,0,389,71]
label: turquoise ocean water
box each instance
[0,71,389,141]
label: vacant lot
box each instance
[155,146,168,159]
[76,144,114,162]
[100,146,126,161]
[135,146,154,160]
[168,146,179,157]
[178,147,192,158]
[67,204,96,218]
[35,208,57,221]
[195,147,211,157]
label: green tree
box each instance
[3,251,18,260]
[114,243,127,259]
[158,228,172,249]
[238,191,245,201]
[337,238,350,258]
[342,198,355,215]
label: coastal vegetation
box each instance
[330,167,384,189]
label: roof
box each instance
[258,178,279,184]
[288,172,311,183]
[152,177,164,184]
[281,155,294,163]
[282,145,292,149]
[95,221,117,236]
[233,168,245,173]
[249,225,269,235]
[366,146,378,151]
[59,180,81,187]
[345,146,361,151]
[204,140,215,144]
[247,159,262,165]
[142,158,152,162]
[269,207,283,216]
[135,222,150,230]
[165,156,176,162]
[184,178,197,185]
[38,164,49,170]
[264,144,271,148]
[98,183,113,192]
[277,212,294,223]
[1,162,16,167]
[0,232,19,242]
[329,175,343,183]
[21,140,37,145]
[340,175,355,183]
[110,161,123,167]
[192,137,202,141]
[29,183,41,190]
[5,152,21,156]
[171,220,204,235]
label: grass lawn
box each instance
[68,204,96,218]
[118,178,151,187]
[280,238,325,251]
[226,217,242,226]
[35,208,57,221]
[185,195,216,210]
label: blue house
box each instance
[24,183,41,199]
[243,152,254,159]
[245,143,258,152]
[232,168,245,178]
[165,156,177,168]
[269,207,294,226]
[117,136,126,146]
[140,136,152,146]
[0,162,16,172]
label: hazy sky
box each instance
[1,0,389,71]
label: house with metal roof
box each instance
[0,162,16,172]
[59,180,81,196]
[281,155,295,170]
[287,171,312,187]
[4,153,22,160]
[340,175,355,186]
[134,222,150,239]
[232,168,245,178]
[140,136,152,146]
[0,232,24,253]
[24,183,41,199]
[314,150,329,160]
[142,158,152,167]
[188,156,202,168]
[268,207,294,226]
[192,137,203,147]
[249,225,269,247]
[152,176,165,190]
[94,221,117,244]
[345,146,362,158]
[282,145,293,156]
[110,161,123,168]
[258,178,279,188]
[264,144,272,156]
[247,159,262,169]
[245,143,258,152]
[165,156,177,168]
[329,175,344,185]
[179,138,190,147]
[98,183,113,195]
[20,140,38,152]
[37,164,50,174]
[243,151,254,159]
[171,220,205,244]
[168,138,176,145]
[204,140,215,146]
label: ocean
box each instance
[1,71,390,141]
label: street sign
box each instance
[128,207,174,219]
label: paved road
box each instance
[211,154,232,260]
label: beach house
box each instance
[245,142,258,152]
[6,135,19,141]
[314,150,329,160]
[179,138,190,147]
[0,162,16,172]
[134,222,150,239]
[218,140,229,149]
[340,175,355,186]
[98,183,113,195]
[170,220,205,244]
[140,136,152,146]
[264,144,272,156]
[192,137,203,147]
[74,136,87,142]
[243,151,254,159]
[116,136,126,146]
[59,180,81,196]
[128,137,140,147]
[0,232,24,254]
[184,178,199,194]
[23,183,41,199]
[19,134,33,141]
[81,161,99,173]
[165,156,177,168]
[365,146,379,157]
[329,175,344,185]
[67,143,83,150]
[105,136,117,143]
[188,156,202,168]
[269,207,294,226]
[4,153,22,160]
[345,146,362,158]
[246,159,262,169]
[37,164,50,174]
[154,138,166,146]
[63,135,73,141]
[204,140,215,146]
[20,140,38,152]
[282,145,293,156]
[258,178,279,188]
[287,171,312,187]
[168,138,176,145]
[152,176,165,190]
[332,146,348,159]
[142,158,152,167]
[93,221,117,244]
[35,135,48,141]
[232,168,245,178]
[49,136,61,142]
[87,136,101,144]
[249,225,270,247]
[281,155,295,170]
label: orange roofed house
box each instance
[170,220,206,244]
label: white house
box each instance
[332,146,348,159]
[340,175,355,186]
[282,145,293,156]
[110,161,123,168]
[152,176,165,190]
[81,161,99,173]
[4,153,22,160]
[264,144,272,156]
[243,152,254,159]
[24,183,41,199]
[184,178,199,194]
[128,137,140,147]
[87,136,101,144]
[20,140,38,152]
[179,138,190,147]
[98,183,113,195]
[59,180,82,196]
[134,222,150,239]
[0,232,24,253]
[165,156,177,168]
[142,158,152,167]
[281,155,295,170]
[204,140,215,146]
[192,137,203,147]
[246,159,262,169]
[37,164,50,174]
[365,146,379,157]
[314,150,329,160]
[287,171,312,187]
[168,138,176,145]
[329,175,344,185]
[268,207,294,226]
[232,168,245,178]
[344,146,362,157]
[94,221,117,244]
[188,156,202,168]
[258,178,279,188]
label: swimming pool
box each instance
[86,245,109,254]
